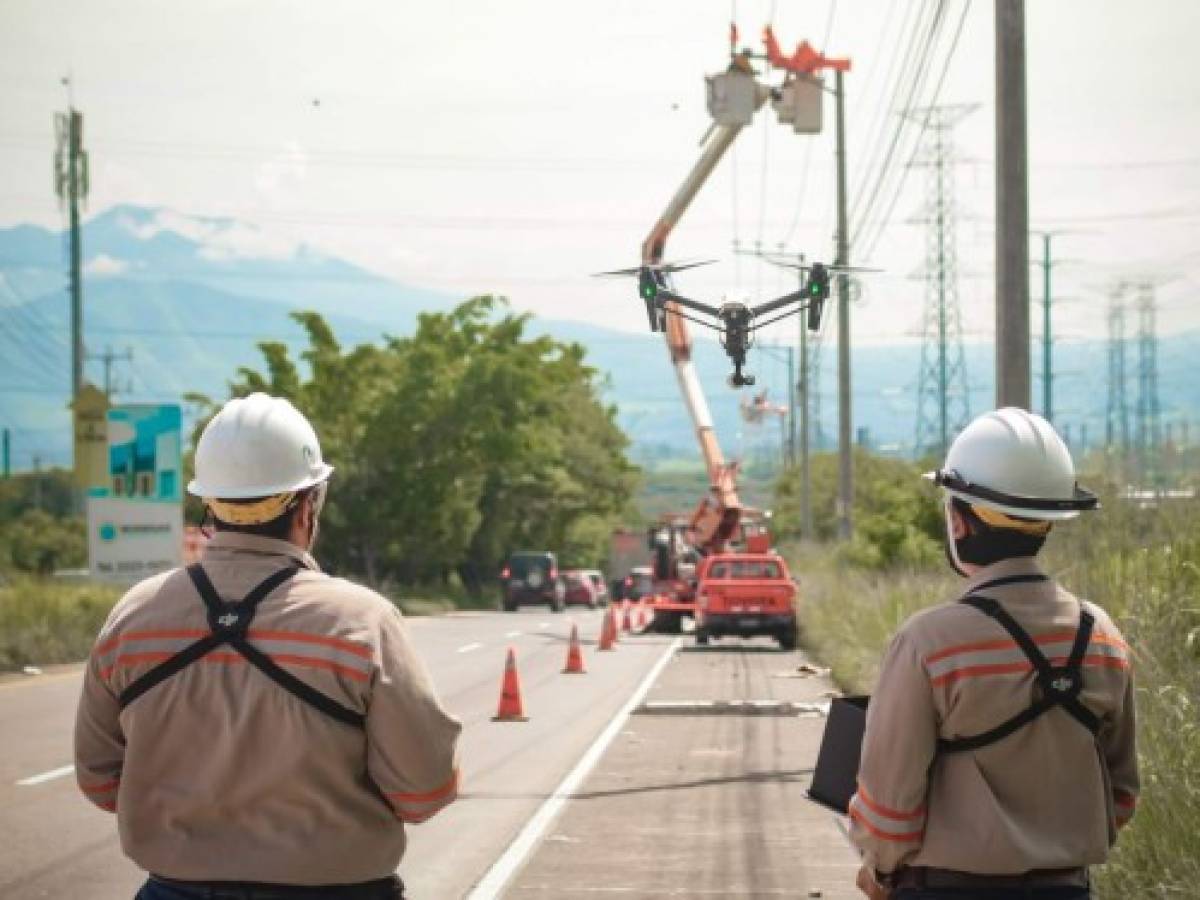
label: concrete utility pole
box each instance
[785,345,796,466]
[2,428,9,478]
[55,81,89,402]
[995,1,1031,409]
[834,68,852,540]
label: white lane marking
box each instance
[506,631,522,639]
[17,764,75,787]
[457,642,484,654]
[466,637,681,900]
[537,622,551,630]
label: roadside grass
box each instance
[788,497,1200,899]
[0,578,121,671]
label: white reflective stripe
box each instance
[926,638,1127,680]
[848,793,925,838]
[673,362,714,430]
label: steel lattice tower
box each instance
[908,104,976,458]
[1135,281,1162,482]
[1105,284,1130,454]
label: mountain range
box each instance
[2,204,1197,472]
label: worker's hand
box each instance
[855,865,890,900]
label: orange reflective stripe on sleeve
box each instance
[385,769,460,806]
[855,781,926,821]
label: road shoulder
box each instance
[501,638,863,898]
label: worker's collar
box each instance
[963,556,1049,595]
[202,530,321,572]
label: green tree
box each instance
[201,297,637,595]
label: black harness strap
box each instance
[938,573,1100,754]
[118,564,366,729]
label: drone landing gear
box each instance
[728,362,756,389]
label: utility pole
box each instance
[1029,231,1062,424]
[1105,284,1130,463]
[33,454,43,510]
[2,428,10,478]
[798,313,813,537]
[87,345,134,399]
[785,345,796,466]
[995,1,1031,409]
[834,68,852,540]
[1134,282,1162,485]
[55,80,89,403]
[909,104,976,459]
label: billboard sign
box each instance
[87,403,184,582]
[87,497,184,582]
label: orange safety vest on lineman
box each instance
[849,557,1139,878]
[74,531,462,886]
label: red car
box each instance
[563,569,602,608]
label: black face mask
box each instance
[945,499,1047,574]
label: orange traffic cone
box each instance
[563,623,586,674]
[598,606,616,651]
[621,600,633,633]
[492,647,529,721]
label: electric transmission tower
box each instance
[908,104,976,458]
[1105,283,1130,458]
[1134,281,1162,484]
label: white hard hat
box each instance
[187,393,334,499]
[925,407,1098,521]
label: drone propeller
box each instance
[592,259,718,278]
[762,257,881,275]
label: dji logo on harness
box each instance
[218,613,240,628]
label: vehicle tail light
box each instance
[501,567,510,579]
[549,567,558,580]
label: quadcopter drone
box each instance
[595,257,875,387]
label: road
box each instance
[0,605,675,899]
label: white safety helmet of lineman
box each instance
[187,393,334,499]
[924,407,1098,521]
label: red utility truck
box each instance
[694,553,797,650]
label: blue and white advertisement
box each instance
[86,404,184,582]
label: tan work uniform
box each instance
[849,557,1138,880]
[74,532,462,886]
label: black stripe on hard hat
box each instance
[929,469,1100,513]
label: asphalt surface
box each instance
[507,638,863,899]
[0,604,674,899]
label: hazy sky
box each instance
[2,0,1199,350]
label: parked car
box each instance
[501,551,565,612]
[694,553,798,650]
[582,569,610,607]
[563,570,601,608]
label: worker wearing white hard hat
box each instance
[849,408,1138,900]
[75,393,461,900]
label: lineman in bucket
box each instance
[850,408,1138,900]
[75,393,461,900]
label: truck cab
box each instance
[694,553,797,650]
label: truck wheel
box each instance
[696,628,710,647]
[777,629,797,651]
